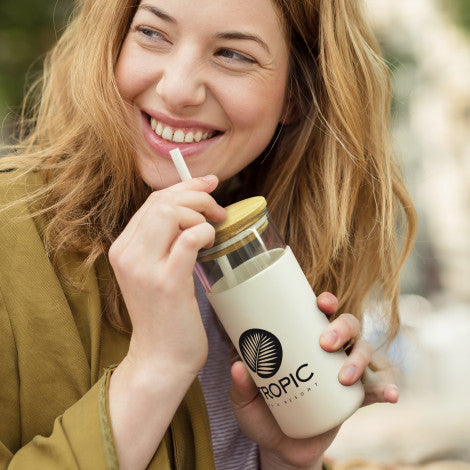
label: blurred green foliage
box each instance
[440,0,470,34]
[0,0,72,125]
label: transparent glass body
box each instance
[195,211,286,293]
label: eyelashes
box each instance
[215,48,256,64]
[135,26,168,42]
[133,25,258,66]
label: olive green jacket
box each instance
[0,171,215,469]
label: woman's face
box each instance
[115,0,290,189]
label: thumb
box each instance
[230,361,259,409]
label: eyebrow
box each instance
[138,4,271,54]
[139,4,176,23]
[216,32,271,54]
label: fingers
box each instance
[166,221,217,279]
[110,176,226,269]
[383,384,399,404]
[166,174,219,195]
[319,313,360,352]
[362,382,399,406]
[316,297,399,408]
[230,361,259,410]
[135,191,218,255]
[318,311,372,386]
[316,292,338,316]
[338,339,372,385]
[158,187,226,222]
[117,175,224,245]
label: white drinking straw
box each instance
[169,148,192,182]
[169,148,237,288]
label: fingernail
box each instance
[388,385,399,402]
[199,175,217,183]
[322,293,336,305]
[340,365,356,383]
[322,330,338,346]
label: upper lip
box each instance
[142,109,222,132]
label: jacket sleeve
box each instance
[0,289,118,470]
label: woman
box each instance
[0,0,416,469]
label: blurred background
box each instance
[1,0,469,468]
[332,1,470,468]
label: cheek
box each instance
[227,75,287,129]
[115,51,135,101]
[227,85,287,150]
[115,43,154,101]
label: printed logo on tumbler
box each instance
[239,328,283,378]
[239,328,317,405]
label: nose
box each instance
[155,46,207,112]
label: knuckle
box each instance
[353,354,370,371]
[147,190,162,204]
[203,221,216,238]
[192,212,207,226]
[358,339,373,358]
[108,242,119,265]
[204,192,216,205]
[148,190,172,208]
[108,242,127,272]
[179,229,200,250]
[110,252,134,278]
[201,222,216,247]
[356,337,372,350]
[341,313,360,334]
[199,192,216,208]
[352,345,372,366]
[154,201,174,220]
[149,189,165,201]
[179,222,215,250]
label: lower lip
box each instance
[141,113,223,159]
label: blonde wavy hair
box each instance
[1,0,417,344]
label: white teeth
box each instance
[162,126,173,140]
[149,118,216,143]
[173,130,185,143]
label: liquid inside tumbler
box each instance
[195,196,364,438]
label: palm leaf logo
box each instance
[239,328,283,378]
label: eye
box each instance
[135,26,168,43]
[216,48,256,64]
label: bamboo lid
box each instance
[197,196,268,262]
[213,196,267,245]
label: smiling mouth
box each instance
[145,114,222,144]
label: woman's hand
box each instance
[109,175,226,375]
[108,176,226,470]
[230,292,398,470]
[317,293,398,407]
